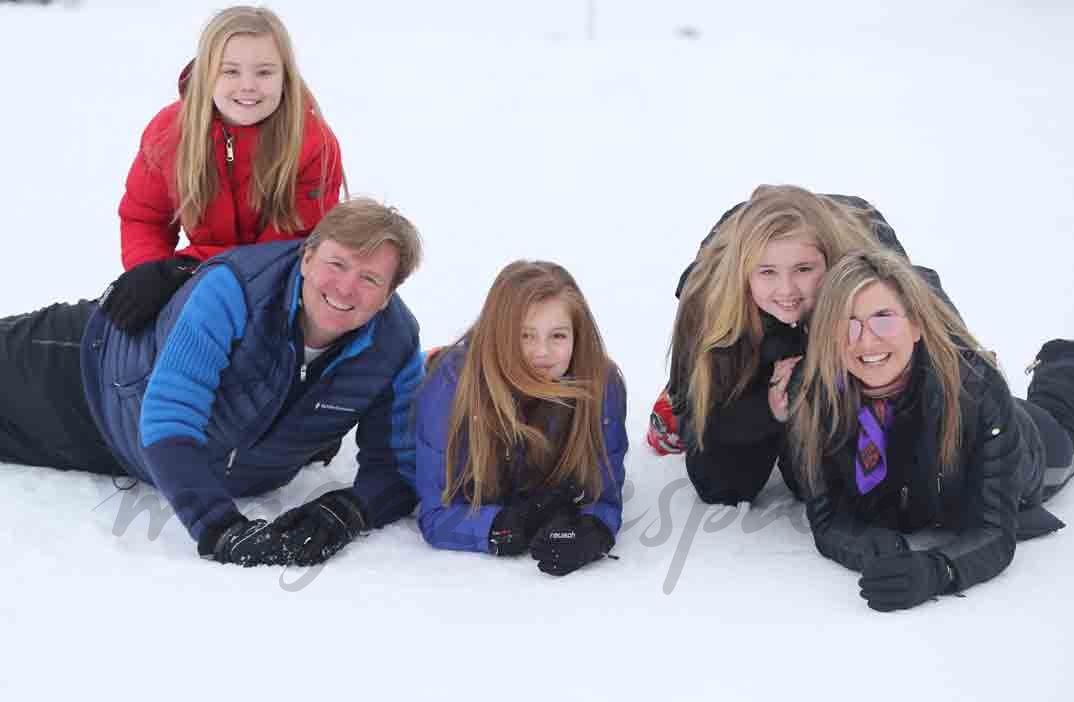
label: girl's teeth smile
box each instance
[860,353,891,365]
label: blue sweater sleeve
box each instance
[415,354,502,553]
[578,372,628,536]
[350,345,423,528]
[139,266,248,540]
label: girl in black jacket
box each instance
[789,249,1072,611]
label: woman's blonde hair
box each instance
[789,249,992,496]
[671,185,882,448]
[173,6,342,233]
[436,261,619,509]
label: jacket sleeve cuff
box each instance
[578,501,620,538]
[142,438,239,542]
[576,514,615,553]
[352,474,418,529]
[196,510,247,558]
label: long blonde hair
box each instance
[436,261,619,509]
[173,6,342,233]
[671,185,882,448]
[789,249,993,497]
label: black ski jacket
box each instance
[803,350,1044,590]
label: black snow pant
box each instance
[685,434,800,505]
[0,300,123,475]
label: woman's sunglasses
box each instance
[847,314,906,344]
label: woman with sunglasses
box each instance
[788,248,1073,611]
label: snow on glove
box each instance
[100,256,198,334]
[198,516,291,567]
[272,489,367,566]
[859,550,954,612]
[530,512,613,576]
[488,490,575,556]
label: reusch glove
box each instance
[198,516,291,567]
[488,490,574,556]
[101,256,198,333]
[272,489,367,566]
[859,551,954,612]
[530,512,613,576]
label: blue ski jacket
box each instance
[81,240,422,541]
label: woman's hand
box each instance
[768,355,802,422]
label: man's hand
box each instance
[272,489,367,566]
[199,517,291,567]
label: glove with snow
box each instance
[530,512,613,576]
[272,489,367,566]
[859,550,954,612]
[488,490,574,556]
[101,256,198,333]
[198,515,291,567]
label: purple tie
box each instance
[855,399,890,494]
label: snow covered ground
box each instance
[2,1,1073,699]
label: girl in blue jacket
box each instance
[416,260,628,576]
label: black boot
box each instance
[1027,339,1074,499]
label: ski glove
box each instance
[859,551,954,612]
[272,489,367,566]
[488,490,574,556]
[101,256,198,333]
[199,516,291,567]
[856,526,909,563]
[530,512,613,576]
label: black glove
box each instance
[198,516,290,567]
[272,489,367,566]
[530,512,613,576]
[488,490,574,556]
[101,256,198,333]
[857,526,909,562]
[859,551,954,612]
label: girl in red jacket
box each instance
[103,6,344,332]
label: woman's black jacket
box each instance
[800,351,1042,591]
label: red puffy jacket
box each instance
[118,97,343,270]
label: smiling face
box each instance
[299,240,399,349]
[521,295,575,380]
[842,281,922,388]
[748,235,828,325]
[212,33,284,126]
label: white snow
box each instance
[2,1,1073,700]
